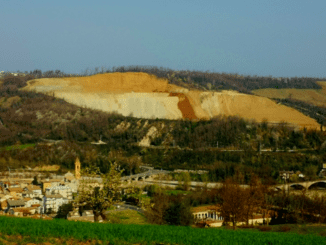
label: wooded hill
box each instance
[1,70,326,183]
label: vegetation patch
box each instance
[0,216,325,245]
[0,143,35,151]
[106,210,148,225]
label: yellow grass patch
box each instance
[252,81,326,107]
[33,165,60,171]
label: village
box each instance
[0,159,81,220]
[0,157,276,227]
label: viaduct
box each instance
[274,180,326,192]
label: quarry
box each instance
[23,72,320,129]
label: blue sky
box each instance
[1,0,325,77]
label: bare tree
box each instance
[243,174,264,225]
[220,178,246,229]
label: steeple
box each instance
[75,157,81,180]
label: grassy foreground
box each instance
[0,216,325,245]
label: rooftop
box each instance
[191,205,220,213]
[45,194,64,199]
[26,185,42,191]
[41,179,62,183]
[7,199,25,206]
[46,186,72,191]
[7,187,23,193]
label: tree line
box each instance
[103,65,325,93]
[4,66,325,93]
[274,98,326,127]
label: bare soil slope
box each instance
[252,82,326,107]
[23,73,320,128]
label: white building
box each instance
[24,185,43,198]
[45,186,73,200]
[43,194,68,213]
[24,198,42,207]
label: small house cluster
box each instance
[191,205,270,228]
[0,170,79,217]
[0,158,104,220]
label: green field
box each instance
[0,143,35,151]
[106,209,149,225]
[0,216,325,245]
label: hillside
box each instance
[23,72,320,129]
[1,72,326,183]
[252,81,326,107]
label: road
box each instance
[141,180,249,189]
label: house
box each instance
[24,185,42,197]
[192,205,224,227]
[43,194,68,213]
[22,190,36,198]
[64,172,75,182]
[279,171,294,180]
[23,199,42,214]
[45,186,72,200]
[24,197,42,208]
[18,179,33,189]
[6,199,25,212]
[295,171,305,179]
[192,205,270,227]
[0,194,12,209]
[41,179,63,192]
[64,181,78,193]
[4,182,20,189]
[10,207,37,217]
[67,210,102,222]
[7,187,24,198]
[319,164,326,177]
[67,210,80,219]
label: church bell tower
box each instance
[75,157,81,180]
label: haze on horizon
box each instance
[1,0,325,78]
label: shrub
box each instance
[319,230,326,237]
[240,224,255,229]
[278,225,291,232]
[257,226,272,232]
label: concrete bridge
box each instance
[274,180,326,191]
[121,169,170,183]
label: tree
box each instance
[32,69,42,78]
[32,176,39,185]
[164,197,194,226]
[177,172,191,191]
[74,162,122,222]
[55,70,61,76]
[243,174,264,225]
[56,203,73,219]
[220,178,246,229]
[145,193,170,225]
[304,165,318,181]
